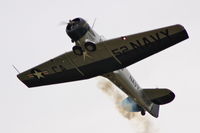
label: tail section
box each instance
[119,88,175,118]
[149,103,160,118]
[120,96,160,118]
[142,88,175,105]
[142,88,175,118]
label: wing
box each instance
[17,24,188,87]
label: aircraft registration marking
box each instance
[129,75,140,90]
[51,65,67,73]
[111,29,170,56]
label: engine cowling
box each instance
[66,18,90,42]
[121,97,142,112]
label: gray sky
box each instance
[1,0,199,133]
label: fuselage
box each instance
[103,69,153,112]
[66,17,153,114]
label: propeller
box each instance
[59,19,77,26]
[59,21,68,26]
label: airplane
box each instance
[17,17,189,118]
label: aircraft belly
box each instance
[103,69,148,109]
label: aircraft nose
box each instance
[66,18,90,42]
[66,18,81,31]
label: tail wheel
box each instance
[141,110,146,116]
[73,46,83,56]
[84,42,96,52]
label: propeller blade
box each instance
[59,21,68,26]
[59,20,74,26]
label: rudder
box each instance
[150,103,160,118]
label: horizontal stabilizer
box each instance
[143,88,175,105]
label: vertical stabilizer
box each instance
[149,104,160,118]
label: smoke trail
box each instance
[97,77,158,133]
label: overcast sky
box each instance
[1,0,199,133]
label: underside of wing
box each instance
[17,24,188,88]
[96,24,189,68]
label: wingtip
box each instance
[176,24,189,39]
[17,73,31,88]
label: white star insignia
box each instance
[33,70,45,79]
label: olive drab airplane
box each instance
[17,17,189,118]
